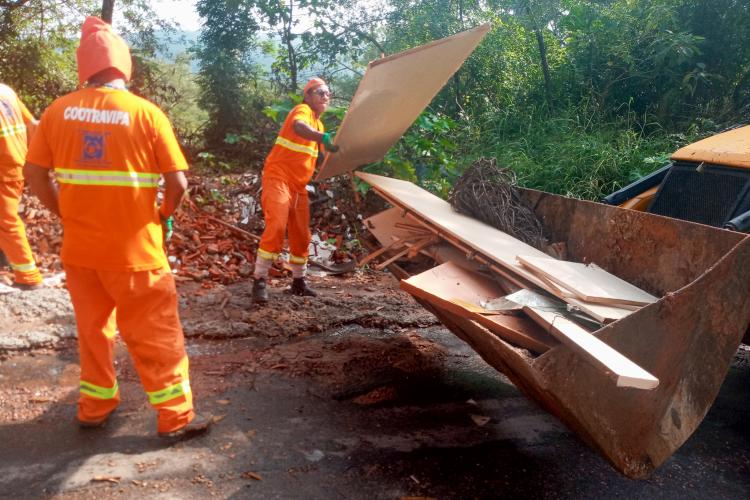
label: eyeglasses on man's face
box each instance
[313,89,331,98]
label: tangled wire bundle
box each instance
[448,158,547,249]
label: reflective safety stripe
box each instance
[80,380,119,399]
[10,261,37,272]
[55,168,160,188]
[289,254,307,264]
[147,380,191,405]
[257,248,279,261]
[0,123,25,138]
[275,136,318,157]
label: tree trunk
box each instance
[101,0,115,24]
[283,3,297,92]
[534,28,552,106]
[521,1,553,107]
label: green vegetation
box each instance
[1,0,748,200]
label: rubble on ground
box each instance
[3,171,380,288]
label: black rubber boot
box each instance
[290,278,316,297]
[252,277,269,304]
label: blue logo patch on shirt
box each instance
[82,132,105,161]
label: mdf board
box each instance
[523,306,659,390]
[517,254,657,307]
[315,24,491,181]
[402,261,555,353]
[357,172,633,323]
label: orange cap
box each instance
[76,16,132,85]
[303,77,327,95]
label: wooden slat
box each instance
[523,306,659,390]
[364,207,430,247]
[373,236,433,270]
[517,254,657,307]
[357,237,405,267]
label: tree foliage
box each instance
[3,1,750,197]
[0,0,174,112]
[194,0,262,148]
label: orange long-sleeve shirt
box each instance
[263,103,324,192]
[26,86,188,271]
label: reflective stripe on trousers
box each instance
[0,180,42,285]
[147,380,191,405]
[10,260,37,272]
[80,380,119,399]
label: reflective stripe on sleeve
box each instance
[0,123,26,138]
[10,261,38,272]
[257,248,279,261]
[80,380,119,400]
[275,136,318,157]
[147,380,191,405]
[55,168,160,188]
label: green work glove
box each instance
[161,214,174,243]
[322,132,339,152]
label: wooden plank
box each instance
[517,254,657,307]
[405,235,439,258]
[394,222,435,234]
[315,24,491,180]
[373,236,433,270]
[401,262,555,353]
[358,172,633,323]
[523,306,659,390]
[364,207,429,247]
[357,237,405,267]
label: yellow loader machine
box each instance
[604,125,750,231]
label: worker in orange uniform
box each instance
[252,77,338,304]
[23,16,210,438]
[0,83,43,290]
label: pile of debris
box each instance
[354,165,659,382]
[3,172,370,287]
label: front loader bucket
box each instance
[372,183,750,478]
[515,190,750,477]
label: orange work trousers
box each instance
[0,180,42,285]
[64,264,194,433]
[257,176,311,265]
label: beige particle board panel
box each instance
[357,172,633,323]
[315,24,491,181]
[401,261,555,353]
[517,254,657,307]
[516,258,635,322]
[524,306,659,390]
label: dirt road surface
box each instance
[1,272,749,499]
